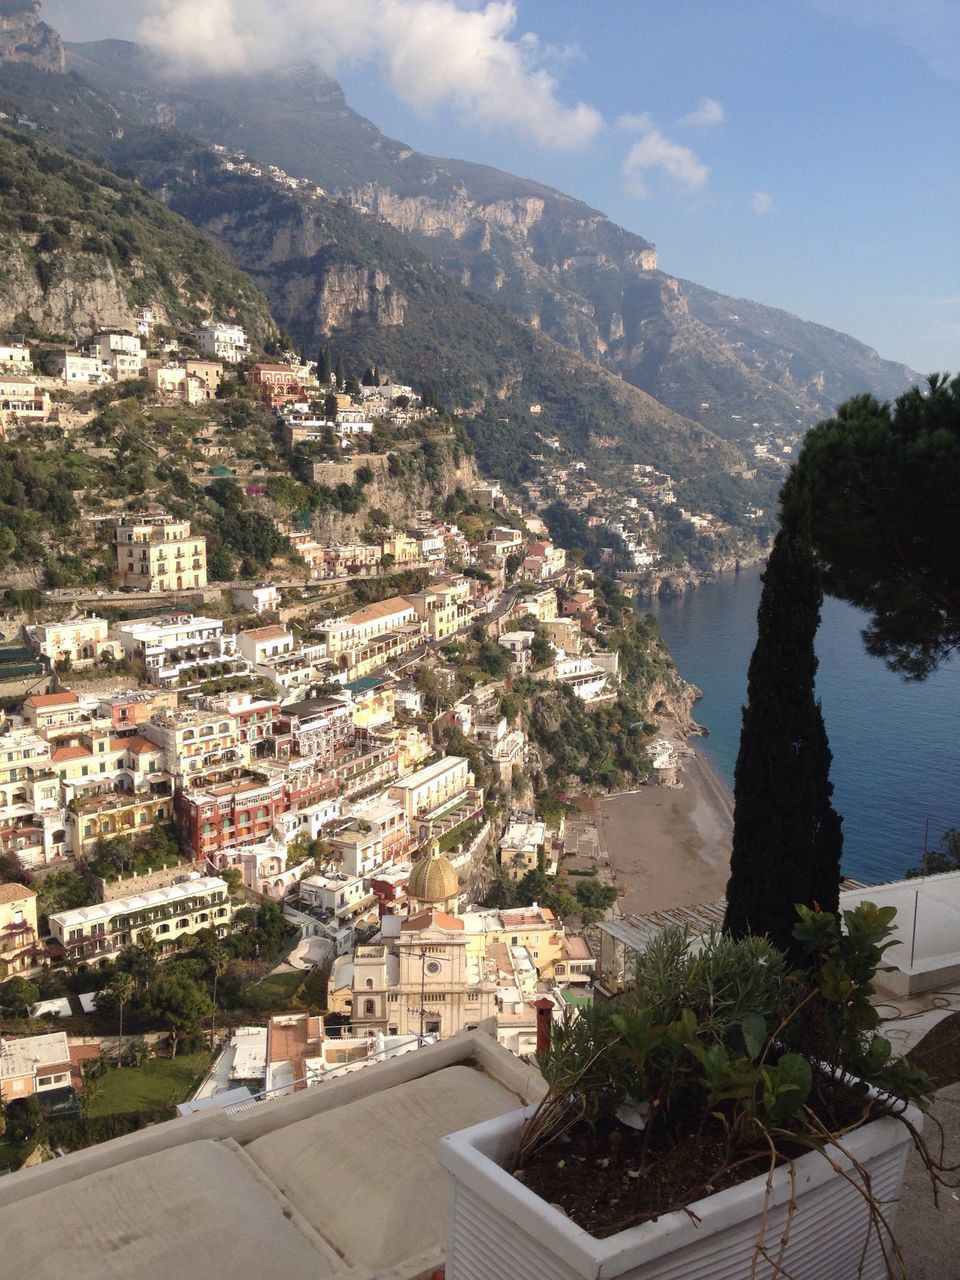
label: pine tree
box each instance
[724,529,842,955]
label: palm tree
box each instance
[107,971,135,1068]
[208,946,228,1048]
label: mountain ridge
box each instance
[63,39,918,449]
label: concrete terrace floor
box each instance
[898,1081,960,1279]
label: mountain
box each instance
[64,42,918,448]
[0,119,277,342]
[0,54,751,508]
[0,1,62,74]
[122,129,743,490]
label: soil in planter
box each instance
[518,1082,882,1239]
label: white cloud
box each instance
[136,0,603,149]
[752,190,775,215]
[618,112,655,133]
[679,97,725,127]
[622,126,709,199]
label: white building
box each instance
[197,321,248,364]
[88,332,145,380]
[114,614,238,686]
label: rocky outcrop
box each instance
[0,1,63,74]
[0,240,138,334]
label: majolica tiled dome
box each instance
[408,851,458,903]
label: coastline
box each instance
[596,744,733,916]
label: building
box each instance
[54,350,105,384]
[232,583,280,615]
[236,625,295,667]
[299,871,375,924]
[115,614,236,686]
[334,910,498,1039]
[521,540,567,582]
[404,578,473,641]
[325,796,411,878]
[0,376,50,423]
[317,596,420,675]
[389,756,483,851]
[0,342,32,371]
[143,706,242,792]
[0,883,42,976]
[499,819,546,881]
[146,364,210,405]
[24,615,114,670]
[0,1031,74,1103]
[88,331,145,380]
[96,688,178,731]
[407,850,460,914]
[196,321,248,364]
[48,876,234,966]
[114,512,208,592]
[21,690,83,734]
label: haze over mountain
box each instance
[63,38,918,449]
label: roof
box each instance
[408,852,459,904]
[110,735,158,754]
[24,691,79,709]
[241,626,290,643]
[51,745,92,762]
[348,595,415,625]
[562,935,594,961]
[49,877,227,929]
[0,883,36,903]
[344,675,393,695]
[402,908,464,932]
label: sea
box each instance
[647,564,960,885]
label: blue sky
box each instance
[47,1,960,373]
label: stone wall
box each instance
[92,863,195,903]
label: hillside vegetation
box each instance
[0,122,276,340]
[63,42,916,448]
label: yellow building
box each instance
[114,511,208,591]
[333,911,498,1039]
[48,876,233,966]
[0,884,41,977]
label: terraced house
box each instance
[48,877,234,967]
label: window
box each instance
[363,999,375,1016]
[365,977,374,989]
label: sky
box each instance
[42,0,960,373]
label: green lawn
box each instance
[250,970,304,1006]
[89,1051,212,1117]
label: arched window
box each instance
[363,999,375,1016]
[365,977,374,989]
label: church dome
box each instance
[408,850,459,903]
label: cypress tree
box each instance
[723,528,842,954]
[317,346,332,385]
[334,353,345,390]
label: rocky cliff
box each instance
[0,124,277,343]
[0,1,62,74]
[63,44,917,450]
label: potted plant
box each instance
[439,903,941,1280]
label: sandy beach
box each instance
[596,747,733,916]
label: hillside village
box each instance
[0,312,698,1160]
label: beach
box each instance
[596,747,733,916]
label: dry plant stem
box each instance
[800,1109,907,1280]
[514,1035,622,1169]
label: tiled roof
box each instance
[0,883,36,903]
[51,745,91,762]
[25,692,79,708]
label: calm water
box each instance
[648,565,960,883]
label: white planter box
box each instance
[438,1099,920,1280]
